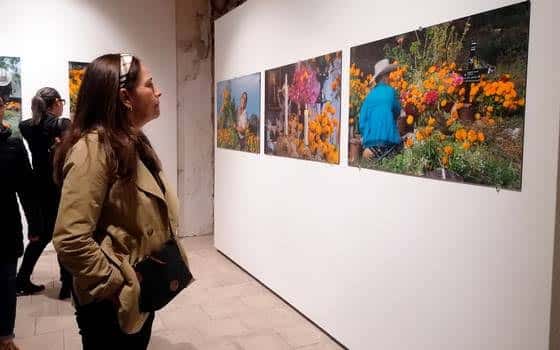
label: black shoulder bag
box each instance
[134,237,193,312]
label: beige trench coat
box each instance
[53,132,187,334]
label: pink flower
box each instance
[451,73,464,87]
[424,90,439,105]
[289,64,320,105]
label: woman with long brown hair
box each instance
[53,54,189,349]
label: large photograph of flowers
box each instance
[349,1,529,190]
[0,56,22,138]
[265,51,342,164]
[217,72,261,153]
[68,61,88,117]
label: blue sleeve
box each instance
[359,97,367,135]
[391,88,401,119]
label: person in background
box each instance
[359,58,402,160]
[17,87,73,299]
[0,95,42,350]
[236,91,248,150]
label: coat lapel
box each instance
[135,160,167,203]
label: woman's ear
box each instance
[119,88,133,111]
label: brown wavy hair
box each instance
[53,54,161,185]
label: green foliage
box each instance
[448,145,520,189]
[218,89,237,130]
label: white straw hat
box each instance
[0,68,12,87]
[373,58,397,81]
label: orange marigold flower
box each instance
[462,141,471,150]
[477,132,485,142]
[468,130,478,143]
[455,128,467,141]
[405,137,414,148]
[443,145,453,155]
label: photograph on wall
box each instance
[349,1,529,190]
[265,51,342,164]
[216,72,261,153]
[68,61,88,116]
[0,56,22,137]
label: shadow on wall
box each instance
[211,0,247,19]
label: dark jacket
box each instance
[19,115,70,186]
[19,115,70,238]
[0,125,42,262]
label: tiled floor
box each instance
[14,235,344,350]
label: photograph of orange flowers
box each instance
[349,1,529,190]
[0,56,22,138]
[217,72,261,153]
[265,51,342,164]
[68,61,88,116]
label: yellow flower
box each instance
[440,99,447,108]
[406,115,414,125]
[428,117,436,126]
[416,131,425,141]
[442,155,449,166]
[475,113,481,120]
[518,98,525,106]
[487,106,494,113]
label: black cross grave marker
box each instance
[460,42,495,101]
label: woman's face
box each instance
[129,63,162,128]
[49,99,64,117]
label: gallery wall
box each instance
[214,0,560,349]
[2,0,177,187]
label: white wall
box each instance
[214,1,560,349]
[2,0,177,186]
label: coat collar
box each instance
[135,159,167,203]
